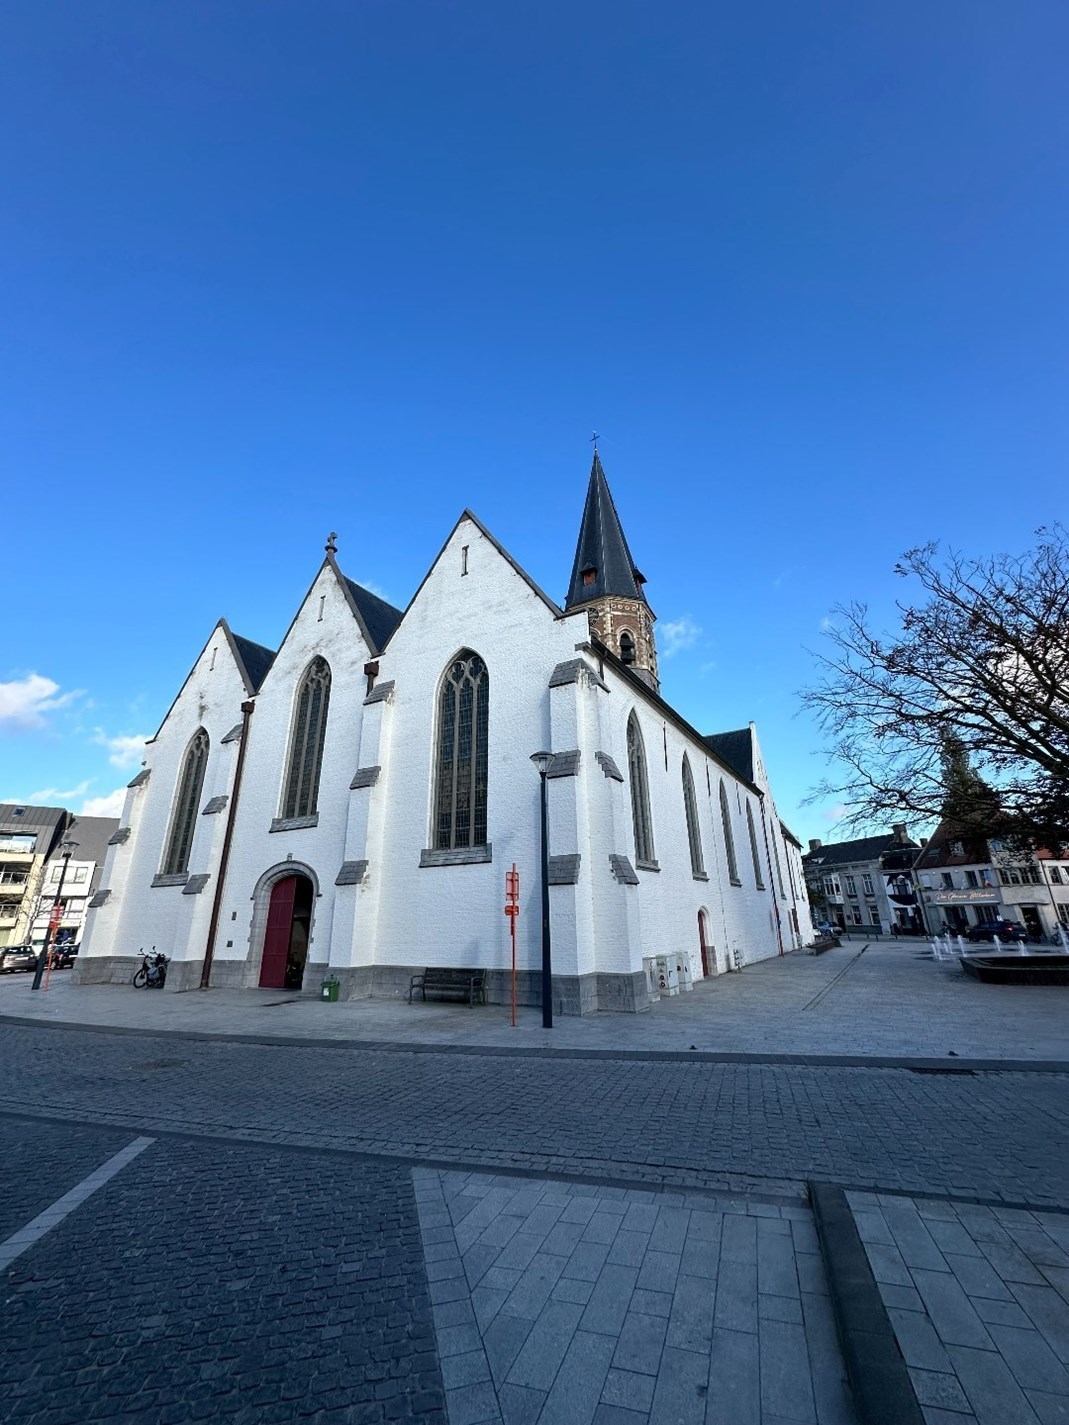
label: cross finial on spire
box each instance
[325,531,338,555]
[590,430,600,452]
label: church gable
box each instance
[148,620,259,747]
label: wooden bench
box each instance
[408,967,486,1006]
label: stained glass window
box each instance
[162,728,209,876]
[682,755,704,876]
[720,780,740,884]
[434,651,489,849]
[627,713,655,864]
[282,657,331,820]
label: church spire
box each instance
[565,452,659,690]
[565,452,647,609]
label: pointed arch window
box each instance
[746,801,766,888]
[282,657,331,821]
[619,630,636,665]
[719,780,741,885]
[162,728,209,876]
[627,712,656,866]
[682,755,705,877]
[434,651,489,850]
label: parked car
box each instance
[0,944,39,973]
[50,945,77,969]
[964,920,1028,943]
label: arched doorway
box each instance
[259,874,314,990]
[698,909,713,978]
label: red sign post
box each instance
[505,865,519,1027]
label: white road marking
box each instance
[0,1135,154,1271]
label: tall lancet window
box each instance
[682,755,704,877]
[162,728,209,876]
[746,801,766,888]
[627,712,656,865]
[283,656,331,820]
[719,780,741,885]
[434,651,489,850]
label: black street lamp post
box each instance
[529,751,553,1029]
[32,837,78,991]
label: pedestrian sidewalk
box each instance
[3,943,1068,1063]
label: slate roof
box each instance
[230,634,276,692]
[802,834,897,869]
[343,578,404,653]
[565,453,648,609]
[702,729,754,785]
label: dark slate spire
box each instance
[565,453,647,609]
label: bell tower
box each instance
[565,452,659,691]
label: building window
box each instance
[1027,866,1043,885]
[282,656,332,821]
[951,841,964,856]
[745,803,764,888]
[942,873,954,890]
[965,870,979,888]
[999,868,1022,887]
[1051,867,1063,885]
[627,713,655,865]
[862,874,874,895]
[720,781,740,884]
[681,755,704,877]
[620,630,636,665]
[990,839,1003,853]
[434,650,489,850]
[850,905,863,925]
[161,728,209,876]
[844,875,856,896]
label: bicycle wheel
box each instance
[133,967,147,988]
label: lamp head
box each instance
[60,839,78,856]
[529,751,553,777]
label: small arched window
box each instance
[746,801,765,888]
[619,630,636,665]
[627,712,655,865]
[162,728,209,876]
[719,780,740,885]
[434,650,489,850]
[282,656,331,820]
[682,755,704,877]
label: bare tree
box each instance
[803,527,1069,847]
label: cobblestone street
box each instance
[2,960,1067,1422]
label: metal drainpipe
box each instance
[201,699,255,989]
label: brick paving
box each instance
[1,1023,1066,1205]
[416,1168,858,1425]
[8,943,1069,1060]
[848,1190,1069,1425]
[0,1123,446,1424]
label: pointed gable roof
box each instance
[227,630,276,692]
[341,577,404,653]
[703,728,755,784]
[565,453,648,609]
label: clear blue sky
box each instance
[3,1,1066,836]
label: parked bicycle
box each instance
[133,949,169,989]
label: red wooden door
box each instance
[259,876,297,988]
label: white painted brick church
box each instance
[79,455,814,1012]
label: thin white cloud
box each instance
[92,729,149,769]
[0,674,80,729]
[820,616,836,632]
[660,616,702,658]
[81,788,126,818]
[772,567,795,589]
[29,779,93,803]
[352,576,392,602]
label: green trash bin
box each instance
[320,977,340,1003]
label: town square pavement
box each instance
[1,943,1066,1423]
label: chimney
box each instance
[920,837,929,848]
[892,822,908,844]
[809,838,822,852]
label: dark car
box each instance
[0,945,39,973]
[50,945,77,969]
[964,920,1028,943]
